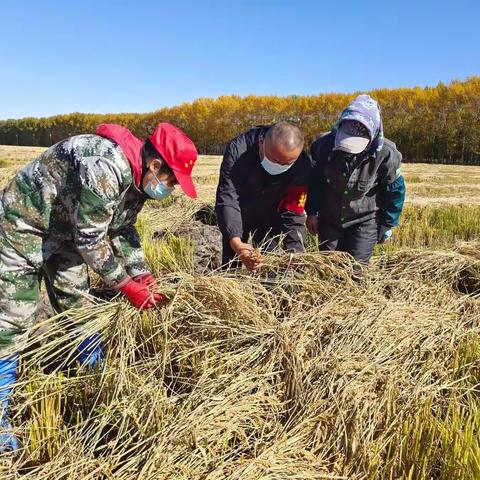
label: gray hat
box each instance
[334,119,371,154]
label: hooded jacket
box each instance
[306,95,406,228]
[0,126,149,286]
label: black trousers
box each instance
[317,217,378,264]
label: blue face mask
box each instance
[261,155,293,175]
[144,172,174,200]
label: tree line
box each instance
[0,77,479,164]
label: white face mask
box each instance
[261,155,293,175]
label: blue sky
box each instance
[0,0,478,119]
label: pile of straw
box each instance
[1,238,479,479]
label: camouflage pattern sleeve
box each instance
[74,157,130,286]
[110,220,149,279]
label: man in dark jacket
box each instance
[216,122,311,270]
[306,95,406,264]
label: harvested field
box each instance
[0,146,479,479]
[2,145,480,206]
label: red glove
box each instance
[134,273,157,288]
[118,278,164,310]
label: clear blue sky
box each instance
[0,0,478,119]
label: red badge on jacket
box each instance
[278,186,308,214]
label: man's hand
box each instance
[377,225,393,244]
[116,278,165,310]
[306,215,319,235]
[230,237,263,271]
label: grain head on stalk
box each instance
[1,205,479,479]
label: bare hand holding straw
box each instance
[230,237,264,271]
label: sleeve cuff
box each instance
[226,229,243,240]
[112,275,132,290]
[132,271,151,280]
[126,265,150,278]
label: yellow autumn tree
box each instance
[0,77,479,164]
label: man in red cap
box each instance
[0,122,197,450]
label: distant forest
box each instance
[1,77,479,164]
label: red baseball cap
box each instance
[149,123,198,198]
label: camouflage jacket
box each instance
[0,134,148,286]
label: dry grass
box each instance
[402,163,480,205]
[2,145,480,206]
[0,145,46,169]
[0,232,479,479]
[0,146,479,478]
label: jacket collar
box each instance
[95,124,144,188]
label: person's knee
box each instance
[317,221,343,252]
[0,290,39,355]
[343,222,377,263]
[318,236,339,252]
[347,245,375,264]
[0,290,39,332]
[353,248,375,264]
[44,267,90,312]
[0,327,29,357]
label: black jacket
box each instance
[306,132,405,228]
[215,126,312,252]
